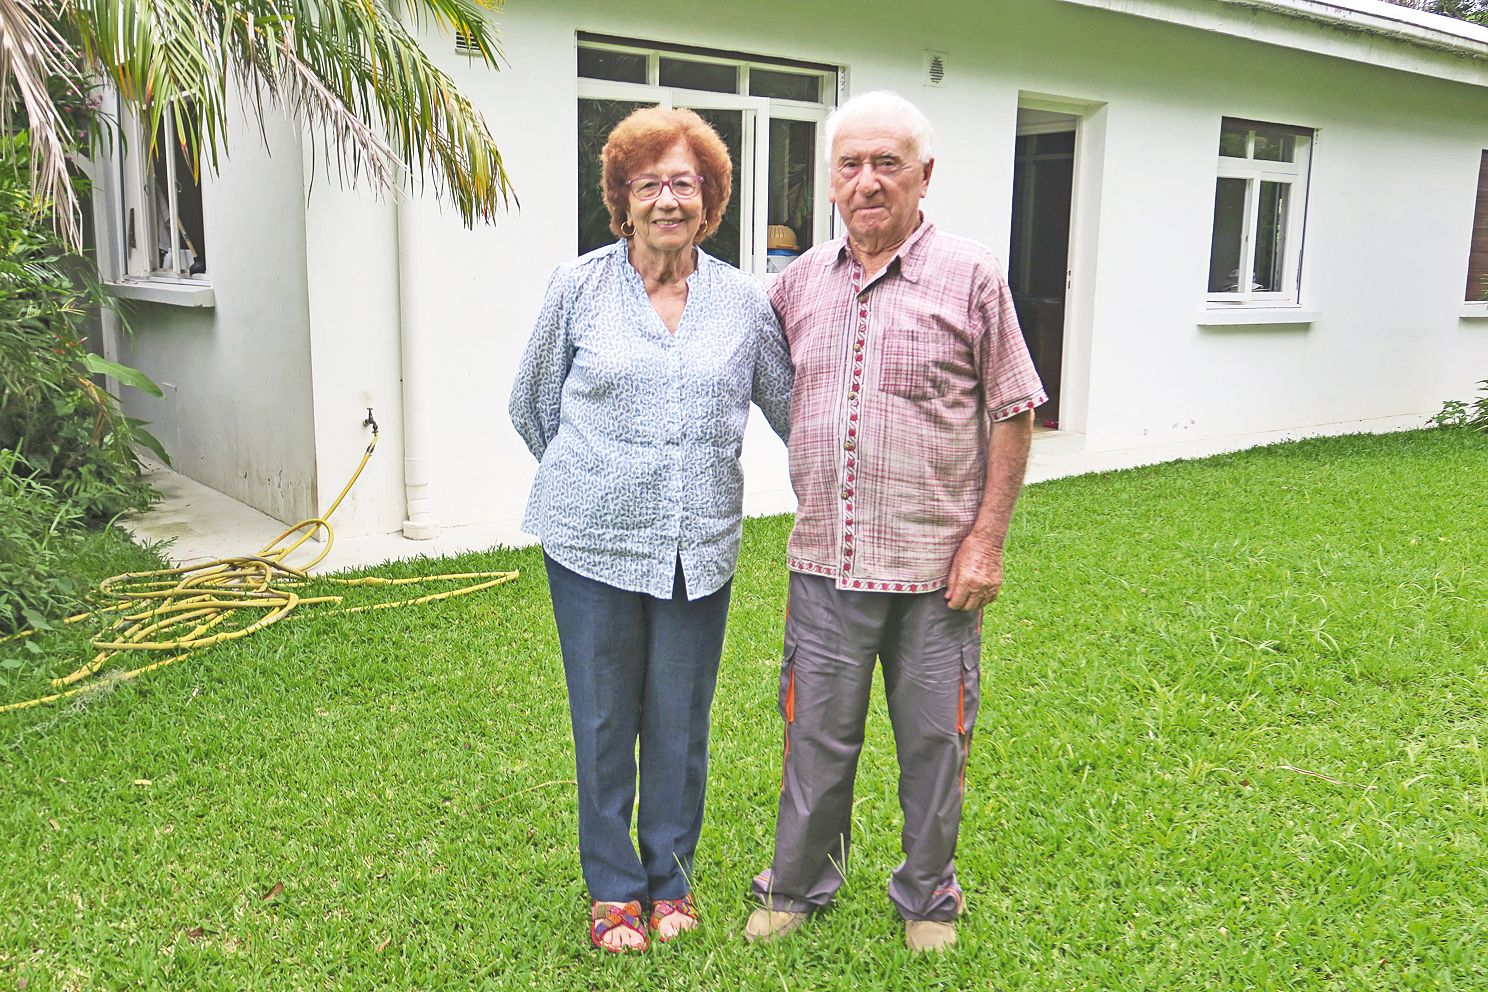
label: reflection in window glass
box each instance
[749,68,820,102]
[578,48,647,84]
[1207,177,1247,293]
[1252,127,1296,163]
[1253,181,1289,291]
[577,98,648,255]
[659,58,737,93]
[767,118,816,256]
[1218,123,1248,158]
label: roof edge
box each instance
[1056,0,1488,89]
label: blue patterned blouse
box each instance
[509,241,794,600]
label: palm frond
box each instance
[4,0,516,248]
[0,0,82,245]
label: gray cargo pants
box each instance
[751,570,982,922]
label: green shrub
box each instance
[0,130,163,521]
[1429,378,1488,431]
[0,448,88,635]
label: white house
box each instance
[89,0,1488,548]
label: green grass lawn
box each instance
[2,429,1486,991]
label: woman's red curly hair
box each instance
[601,107,732,243]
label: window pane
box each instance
[749,68,820,102]
[578,48,647,84]
[1218,122,1248,158]
[659,58,737,94]
[767,118,815,271]
[1208,177,1248,293]
[1035,131,1075,156]
[1251,126,1296,163]
[578,98,649,255]
[1253,180,1289,292]
[151,115,206,274]
[687,106,742,267]
[1466,151,1488,302]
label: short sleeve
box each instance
[974,257,1047,422]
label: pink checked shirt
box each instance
[770,220,1047,593]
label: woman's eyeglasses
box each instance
[627,174,705,200]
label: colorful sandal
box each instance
[591,900,648,952]
[649,893,698,942]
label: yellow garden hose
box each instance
[0,415,518,714]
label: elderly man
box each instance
[745,91,1046,953]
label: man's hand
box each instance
[945,532,1004,611]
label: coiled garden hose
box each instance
[0,414,518,714]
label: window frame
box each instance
[114,106,209,285]
[576,37,836,279]
[1463,150,1488,306]
[1205,119,1312,307]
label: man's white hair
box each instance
[824,91,935,164]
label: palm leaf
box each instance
[0,0,83,245]
[6,0,517,249]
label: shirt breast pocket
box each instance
[878,325,935,401]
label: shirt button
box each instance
[844,439,855,452]
[848,390,858,401]
[841,488,852,500]
[853,341,863,352]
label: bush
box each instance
[0,448,88,634]
[0,130,163,521]
[0,128,169,633]
[1429,379,1488,431]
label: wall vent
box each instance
[923,50,947,88]
[455,27,480,54]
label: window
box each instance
[577,36,836,277]
[1206,118,1311,305]
[117,107,208,280]
[1465,151,1488,303]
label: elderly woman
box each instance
[509,107,792,952]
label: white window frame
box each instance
[576,39,835,280]
[1206,121,1311,307]
[115,106,209,285]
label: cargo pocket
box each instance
[878,326,934,401]
[957,640,981,790]
[778,638,798,782]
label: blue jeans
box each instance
[544,552,732,903]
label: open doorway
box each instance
[1009,109,1077,429]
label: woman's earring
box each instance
[621,218,636,237]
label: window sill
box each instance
[1460,303,1488,320]
[105,278,215,308]
[1196,307,1318,327]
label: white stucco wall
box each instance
[103,94,320,524]
[131,0,1488,541]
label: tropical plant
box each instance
[1429,378,1488,430]
[0,0,516,249]
[0,446,85,635]
[0,129,161,521]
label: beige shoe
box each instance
[744,908,808,943]
[905,919,956,953]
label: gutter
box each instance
[395,195,439,541]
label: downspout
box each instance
[395,195,439,540]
